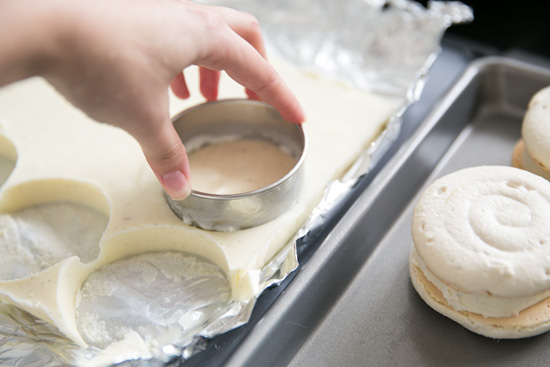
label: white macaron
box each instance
[410,165,550,338]
[513,86,550,179]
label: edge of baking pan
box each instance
[180,45,473,367]
[280,56,550,367]
[215,55,550,367]
[181,44,476,367]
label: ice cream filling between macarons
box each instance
[411,246,550,318]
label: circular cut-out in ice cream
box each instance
[0,202,107,281]
[76,251,230,354]
[0,178,109,282]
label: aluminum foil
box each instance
[0,1,473,365]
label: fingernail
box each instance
[162,170,191,200]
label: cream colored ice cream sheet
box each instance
[0,56,397,346]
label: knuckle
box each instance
[150,139,184,168]
[193,9,233,67]
[242,13,261,33]
[197,7,226,32]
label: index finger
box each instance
[191,6,305,123]
[208,6,267,59]
[199,30,305,124]
[202,7,272,103]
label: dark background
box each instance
[427,1,550,60]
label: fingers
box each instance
[174,4,306,123]
[199,31,305,123]
[138,119,192,200]
[199,67,220,101]
[236,57,306,124]
[205,6,271,104]
[208,6,267,58]
[201,7,305,123]
[183,4,305,123]
[170,71,190,99]
[171,68,219,102]
[248,67,305,124]
[245,88,260,101]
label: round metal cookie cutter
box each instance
[165,99,307,232]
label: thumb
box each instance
[139,121,192,200]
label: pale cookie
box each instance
[410,250,550,339]
[410,165,550,338]
[521,86,550,174]
[512,139,524,170]
[513,139,550,180]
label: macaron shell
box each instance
[410,258,550,339]
[522,86,550,171]
[512,139,525,170]
[412,165,550,299]
[513,139,550,180]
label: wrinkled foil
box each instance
[0,1,472,366]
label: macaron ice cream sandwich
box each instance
[410,165,550,338]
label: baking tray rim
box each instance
[212,55,550,366]
[279,56,550,366]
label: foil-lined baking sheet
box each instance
[0,1,472,366]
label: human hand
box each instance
[1,0,305,200]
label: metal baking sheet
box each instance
[180,44,473,366]
[206,56,550,366]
